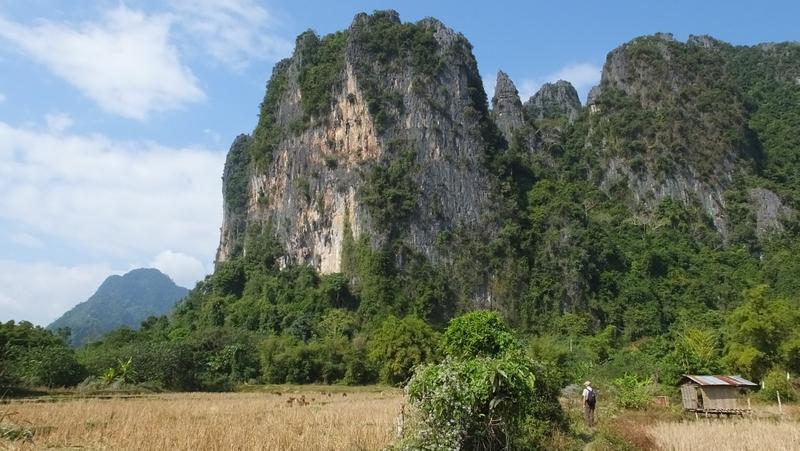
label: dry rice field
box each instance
[4,389,799,451]
[649,417,800,451]
[0,388,403,450]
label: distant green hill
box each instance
[47,268,189,347]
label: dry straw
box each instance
[1,391,402,450]
[649,418,800,451]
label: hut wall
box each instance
[680,384,698,410]
[700,386,738,410]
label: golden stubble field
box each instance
[0,388,403,451]
[648,417,800,451]
[3,389,800,451]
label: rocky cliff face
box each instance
[750,187,793,238]
[524,80,581,123]
[203,17,800,334]
[586,33,756,236]
[584,34,800,237]
[217,20,797,293]
[217,11,499,275]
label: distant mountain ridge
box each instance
[47,268,189,347]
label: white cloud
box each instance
[169,0,292,69]
[45,112,74,134]
[0,119,224,324]
[483,77,497,105]
[0,7,205,120]
[517,62,602,103]
[150,250,208,289]
[8,232,44,248]
[0,119,225,266]
[203,128,222,144]
[0,260,117,326]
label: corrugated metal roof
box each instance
[682,375,758,387]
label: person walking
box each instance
[582,380,596,427]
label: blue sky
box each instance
[1,0,798,326]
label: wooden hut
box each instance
[679,375,757,417]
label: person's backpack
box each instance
[586,388,597,407]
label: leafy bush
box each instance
[101,357,133,385]
[441,310,517,359]
[659,328,723,384]
[397,311,564,450]
[612,374,653,410]
[403,354,537,450]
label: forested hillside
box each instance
[47,12,800,392]
[47,268,189,347]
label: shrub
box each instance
[324,155,338,169]
[402,353,537,450]
[612,374,653,409]
[440,310,517,359]
[396,311,565,450]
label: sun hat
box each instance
[584,381,591,386]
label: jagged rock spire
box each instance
[491,71,524,142]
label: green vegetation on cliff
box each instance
[359,140,419,234]
[297,30,348,122]
[591,36,752,179]
[350,11,443,132]
[249,63,289,168]
[726,42,800,203]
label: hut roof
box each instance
[680,375,757,387]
